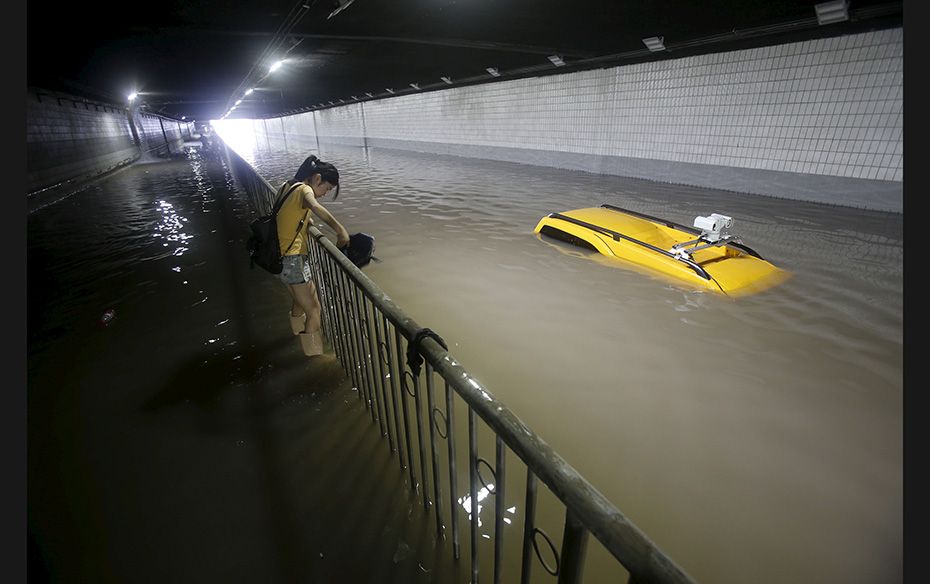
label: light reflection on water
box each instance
[29,147,471,583]
[238,139,902,584]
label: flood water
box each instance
[28,135,902,584]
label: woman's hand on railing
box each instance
[336,228,350,248]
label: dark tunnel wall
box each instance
[27,87,195,210]
[26,88,139,195]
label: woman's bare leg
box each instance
[284,284,304,318]
[290,281,321,333]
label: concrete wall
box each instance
[27,87,197,210]
[261,27,903,212]
[131,110,189,156]
[26,88,139,195]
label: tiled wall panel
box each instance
[271,28,903,210]
[27,89,139,194]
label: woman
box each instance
[276,155,350,356]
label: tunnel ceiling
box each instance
[27,0,902,123]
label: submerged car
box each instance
[534,203,789,297]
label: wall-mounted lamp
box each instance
[486,67,500,77]
[815,0,849,24]
[548,55,565,67]
[642,36,666,52]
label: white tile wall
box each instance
[275,28,903,183]
[314,104,365,138]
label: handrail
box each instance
[222,142,700,584]
[309,225,696,582]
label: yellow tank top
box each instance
[275,182,312,256]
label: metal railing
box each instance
[223,142,699,584]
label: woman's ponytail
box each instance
[293,154,340,199]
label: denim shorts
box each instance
[278,254,313,285]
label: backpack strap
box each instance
[283,209,310,254]
[271,181,303,215]
[278,182,311,255]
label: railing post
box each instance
[558,510,590,584]
[520,471,538,584]
[493,436,506,584]
[469,406,480,584]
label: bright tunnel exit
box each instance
[211,118,257,157]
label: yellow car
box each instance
[534,204,789,297]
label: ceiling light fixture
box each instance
[486,67,500,77]
[327,0,357,20]
[548,55,565,67]
[127,92,138,102]
[815,0,850,24]
[385,88,395,94]
[409,83,420,90]
[222,0,313,117]
[245,88,254,96]
[642,36,666,52]
[269,60,285,73]
[365,92,373,98]
[441,76,453,84]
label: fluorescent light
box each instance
[486,67,500,77]
[409,83,420,90]
[548,55,565,67]
[441,76,453,85]
[365,92,373,98]
[245,88,254,96]
[815,0,849,24]
[642,36,665,52]
[327,0,356,19]
[269,60,284,73]
[235,99,242,105]
[127,92,138,101]
[385,88,395,94]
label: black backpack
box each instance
[247,182,305,274]
[339,233,376,268]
